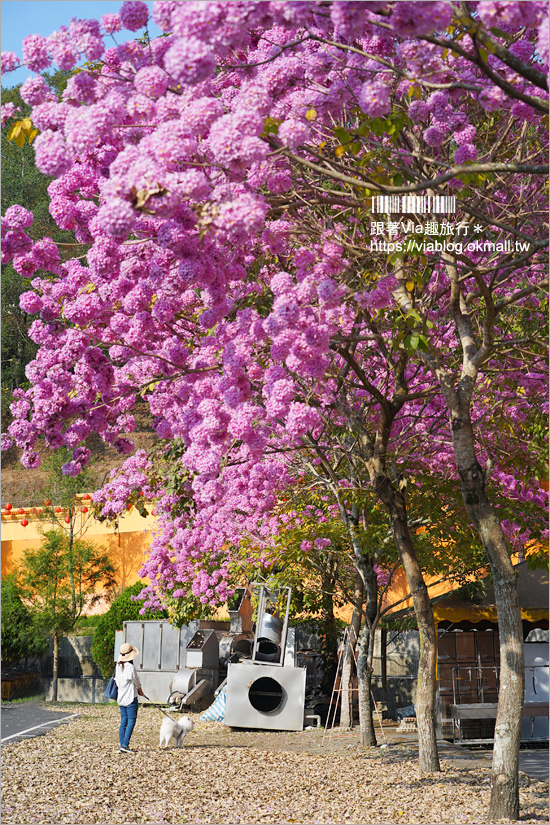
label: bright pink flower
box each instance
[120,1,149,31]
[358,79,391,117]
[21,34,51,72]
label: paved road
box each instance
[383,729,549,781]
[438,740,549,782]
[1,701,80,744]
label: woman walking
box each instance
[115,642,144,753]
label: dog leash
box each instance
[141,693,177,721]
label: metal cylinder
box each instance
[258,613,283,644]
[233,637,253,658]
[218,633,253,664]
[170,668,197,696]
[255,639,280,662]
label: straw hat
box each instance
[118,642,139,662]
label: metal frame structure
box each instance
[250,584,292,667]
[450,664,549,745]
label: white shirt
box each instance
[115,661,142,706]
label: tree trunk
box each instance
[451,411,524,820]
[376,481,440,772]
[67,509,76,624]
[340,572,364,730]
[357,626,376,747]
[52,632,59,702]
[356,558,378,747]
[319,567,339,694]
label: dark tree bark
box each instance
[375,479,440,773]
[356,556,378,747]
[52,632,59,702]
[339,571,364,730]
[448,399,524,820]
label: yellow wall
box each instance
[1,499,154,602]
[3,497,544,620]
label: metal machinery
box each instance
[438,628,549,744]
[114,586,257,707]
[115,619,197,704]
[169,628,220,711]
[224,584,307,731]
[114,584,307,726]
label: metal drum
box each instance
[255,639,280,663]
[218,633,253,665]
[258,613,283,644]
[170,668,197,696]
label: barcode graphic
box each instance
[371,195,456,214]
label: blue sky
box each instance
[1,1,161,87]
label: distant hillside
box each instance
[1,402,157,506]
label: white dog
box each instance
[159,714,194,748]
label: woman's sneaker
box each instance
[120,746,135,753]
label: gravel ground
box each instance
[2,703,548,825]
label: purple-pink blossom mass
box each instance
[1,0,547,624]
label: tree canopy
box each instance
[1,2,548,816]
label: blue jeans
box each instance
[119,698,138,748]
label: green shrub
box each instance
[1,575,49,667]
[91,582,168,677]
[72,615,103,636]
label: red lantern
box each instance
[64,516,71,524]
[17,508,25,515]
[81,506,89,514]
[56,507,62,513]
[44,499,52,506]
[4,503,12,511]
[21,519,29,527]
[82,493,91,500]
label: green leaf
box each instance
[490,27,510,39]
[262,117,280,135]
[370,119,385,137]
[333,126,351,143]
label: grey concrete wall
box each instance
[42,676,111,703]
[42,635,101,678]
[372,629,420,678]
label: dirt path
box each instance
[1,704,547,825]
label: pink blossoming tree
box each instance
[2,2,548,817]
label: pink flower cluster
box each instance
[1,0,547,614]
